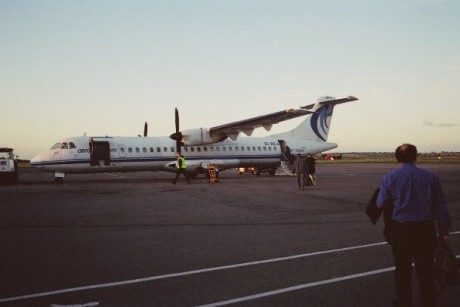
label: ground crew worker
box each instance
[172,154,190,184]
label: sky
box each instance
[1,0,459,159]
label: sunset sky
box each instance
[2,0,459,159]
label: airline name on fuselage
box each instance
[77,148,118,154]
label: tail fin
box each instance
[272,96,358,141]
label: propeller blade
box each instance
[174,108,181,154]
[175,108,180,132]
[143,122,148,137]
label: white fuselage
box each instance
[30,135,337,175]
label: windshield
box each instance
[50,142,76,150]
[0,152,11,159]
[50,143,62,150]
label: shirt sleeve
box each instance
[376,176,392,209]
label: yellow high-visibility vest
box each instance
[177,156,186,169]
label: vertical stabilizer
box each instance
[271,96,357,141]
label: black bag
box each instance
[433,237,459,296]
[365,188,393,244]
[365,188,382,225]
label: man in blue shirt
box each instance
[377,144,451,307]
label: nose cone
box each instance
[170,131,182,141]
[30,152,44,168]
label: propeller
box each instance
[170,107,182,153]
[143,122,148,137]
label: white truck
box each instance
[0,147,18,184]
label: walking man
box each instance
[292,153,306,190]
[377,144,451,307]
[172,153,190,184]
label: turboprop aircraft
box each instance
[30,95,358,182]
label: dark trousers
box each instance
[390,221,437,307]
[173,168,190,183]
[296,173,304,189]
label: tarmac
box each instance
[1,163,459,307]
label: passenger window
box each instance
[252,146,256,151]
[229,147,233,152]
[197,147,201,152]
[263,146,267,151]
[136,148,140,153]
[171,147,174,152]
[216,147,220,152]
[128,148,133,153]
[223,147,227,152]
[210,146,214,152]
[157,147,161,153]
[204,147,208,152]
[257,146,261,151]
[120,147,125,153]
[163,147,168,152]
[191,147,195,152]
[143,147,147,153]
[150,147,154,153]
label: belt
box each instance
[393,220,434,225]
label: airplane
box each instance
[30,95,358,182]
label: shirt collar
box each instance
[400,162,416,169]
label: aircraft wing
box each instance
[209,108,313,141]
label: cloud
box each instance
[423,119,456,127]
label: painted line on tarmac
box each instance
[197,266,396,307]
[1,231,458,304]
[198,253,460,307]
[0,241,388,303]
[199,231,460,306]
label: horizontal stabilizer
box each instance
[301,96,358,110]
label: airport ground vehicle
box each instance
[236,166,277,176]
[0,147,18,184]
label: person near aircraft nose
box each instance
[172,154,190,184]
[292,154,306,190]
[377,144,451,307]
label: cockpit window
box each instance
[51,143,61,150]
[51,142,75,150]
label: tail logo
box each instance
[310,105,334,141]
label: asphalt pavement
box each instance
[1,164,459,306]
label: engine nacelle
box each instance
[181,128,226,146]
